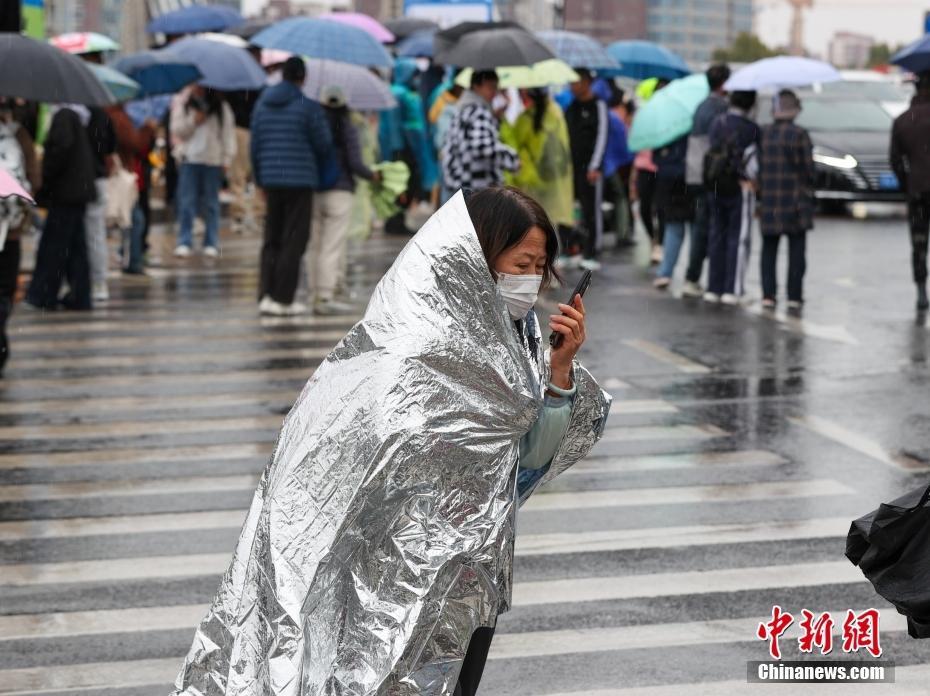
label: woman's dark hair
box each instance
[527,88,548,133]
[465,186,561,290]
[189,88,226,126]
[730,89,757,111]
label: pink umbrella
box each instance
[319,12,394,44]
[261,48,292,68]
[0,169,34,205]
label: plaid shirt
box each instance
[441,97,519,191]
[759,120,815,236]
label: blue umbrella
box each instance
[892,35,930,74]
[605,40,690,80]
[536,30,619,71]
[111,50,202,96]
[395,30,435,58]
[88,63,140,102]
[125,94,172,127]
[147,5,244,35]
[250,17,393,68]
[160,37,265,91]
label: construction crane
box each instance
[787,0,813,56]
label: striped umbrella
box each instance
[536,30,619,71]
[251,18,393,68]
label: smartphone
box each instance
[549,270,592,349]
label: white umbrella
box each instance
[724,56,842,91]
[303,60,396,112]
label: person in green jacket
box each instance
[503,88,574,247]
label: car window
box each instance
[795,99,893,132]
[820,80,910,102]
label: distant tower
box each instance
[786,0,813,56]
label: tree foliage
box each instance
[712,32,780,63]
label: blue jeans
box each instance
[123,203,146,273]
[177,162,222,249]
[657,220,687,279]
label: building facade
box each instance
[828,31,873,69]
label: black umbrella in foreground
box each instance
[433,22,555,70]
[846,482,930,638]
[0,33,113,106]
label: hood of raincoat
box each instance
[393,56,419,87]
[171,190,611,696]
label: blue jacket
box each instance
[603,111,633,178]
[250,81,333,190]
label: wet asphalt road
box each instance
[2,206,930,695]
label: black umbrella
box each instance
[226,19,273,41]
[384,16,438,42]
[0,33,113,106]
[846,482,930,638]
[433,22,555,70]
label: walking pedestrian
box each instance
[170,186,610,696]
[250,56,332,316]
[503,88,574,247]
[309,86,380,316]
[891,71,930,311]
[604,91,635,248]
[705,90,760,304]
[441,70,519,196]
[565,69,609,271]
[633,147,662,263]
[652,134,694,289]
[25,105,96,311]
[170,85,236,259]
[758,90,815,310]
[682,63,730,298]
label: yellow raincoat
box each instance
[503,99,574,228]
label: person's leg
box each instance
[313,191,354,302]
[637,169,656,241]
[706,199,727,296]
[84,178,109,292]
[455,626,496,696]
[229,127,250,225]
[176,163,196,249]
[125,203,146,273]
[271,190,313,305]
[307,191,325,300]
[577,176,597,259]
[201,165,223,251]
[0,238,21,373]
[787,231,807,303]
[722,196,743,296]
[63,206,92,310]
[760,234,780,301]
[908,194,929,286]
[26,207,68,308]
[685,189,710,284]
[656,221,686,280]
[260,189,285,302]
[734,188,755,296]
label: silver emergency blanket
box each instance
[172,191,611,696]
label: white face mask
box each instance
[496,272,543,321]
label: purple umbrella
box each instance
[319,12,394,44]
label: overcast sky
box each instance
[755,0,927,57]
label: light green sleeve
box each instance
[519,394,574,470]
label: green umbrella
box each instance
[455,59,579,89]
[628,73,709,152]
[89,63,141,102]
[371,161,410,220]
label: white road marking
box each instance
[564,449,785,475]
[0,415,283,443]
[623,339,712,374]
[597,424,727,443]
[0,442,270,470]
[608,400,678,415]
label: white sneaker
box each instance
[174,244,192,258]
[787,300,803,310]
[258,296,274,314]
[681,281,703,298]
[282,301,307,316]
[703,291,721,303]
[720,293,739,305]
[650,245,663,264]
[578,258,602,271]
[92,282,109,302]
[314,297,356,316]
[653,276,670,290]
[260,298,289,316]
[203,246,219,259]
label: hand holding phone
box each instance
[549,270,592,349]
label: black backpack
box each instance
[703,128,741,196]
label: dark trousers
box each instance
[26,204,91,310]
[708,192,753,296]
[574,173,603,259]
[454,626,495,696]
[685,190,711,283]
[0,238,21,373]
[907,193,930,284]
[761,232,807,302]
[636,168,663,245]
[260,188,313,305]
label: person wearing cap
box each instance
[758,89,814,311]
[250,56,333,316]
[891,71,930,311]
[309,85,380,316]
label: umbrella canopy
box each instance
[197,31,249,48]
[320,12,394,43]
[89,63,141,102]
[455,59,578,89]
[383,17,438,42]
[50,31,119,54]
[111,50,202,96]
[395,29,436,58]
[161,37,265,91]
[892,35,930,74]
[261,48,291,68]
[724,56,842,91]
[0,34,113,106]
[628,73,709,151]
[250,17,393,68]
[0,168,34,205]
[226,19,273,40]
[605,40,690,80]
[434,23,555,70]
[303,59,396,111]
[147,4,244,35]
[536,30,619,71]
